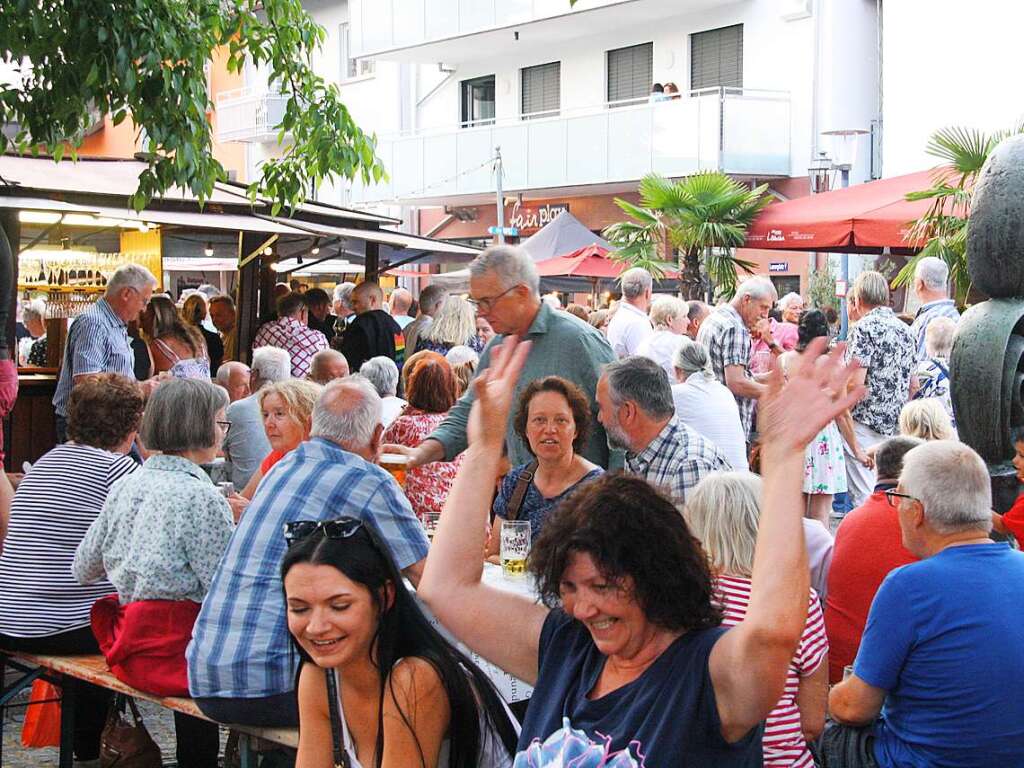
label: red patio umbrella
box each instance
[745,170,941,252]
[534,244,680,278]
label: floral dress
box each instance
[381,407,462,522]
[781,353,847,495]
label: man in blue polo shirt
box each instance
[186,376,429,727]
[825,441,1024,767]
[52,263,157,441]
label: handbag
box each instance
[99,694,162,768]
[20,678,62,748]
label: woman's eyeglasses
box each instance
[884,490,917,508]
[282,517,365,548]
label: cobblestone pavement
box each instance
[2,683,227,767]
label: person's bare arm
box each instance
[724,364,767,400]
[382,438,445,469]
[418,337,549,686]
[484,516,501,562]
[829,673,887,727]
[0,471,13,552]
[797,659,829,741]
[380,658,450,768]
[401,556,425,587]
[710,340,866,742]
[294,664,335,768]
[241,467,263,501]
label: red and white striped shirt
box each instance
[714,575,828,767]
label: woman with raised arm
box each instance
[418,335,864,766]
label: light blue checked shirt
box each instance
[185,437,429,699]
[909,298,960,360]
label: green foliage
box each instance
[603,171,772,299]
[893,123,1024,305]
[807,259,837,310]
[0,0,386,212]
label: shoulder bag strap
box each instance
[324,667,351,768]
[506,461,538,522]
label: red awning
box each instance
[745,170,940,252]
[534,244,679,279]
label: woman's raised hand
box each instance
[758,338,865,457]
[466,336,531,451]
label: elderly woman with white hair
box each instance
[685,472,829,767]
[359,355,406,427]
[73,378,235,768]
[19,298,48,366]
[910,315,956,426]
[671,337,749,471]
[636,295,689,379]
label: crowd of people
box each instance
[1,247,1022,768]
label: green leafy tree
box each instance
[603,172,772,300]
[0,0,385,213]
[893,124,1024,305]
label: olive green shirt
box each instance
[428,302,622,469]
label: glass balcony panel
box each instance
[722,92,790,175]
[526,119,567,189]
[459,0,495,33]
[423,0,459,43]
[455,128,497,194]
[422,134,459,196]
[393,0,426,47]
[493,126,530,190]
[565,113,609,185]
[696,91,721,170]
[392,138,424,199]
[653,99,700,178]
[361,0,394,56]
[607,105,651,182]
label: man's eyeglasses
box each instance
[467,283,520,313]
[283,517,365,548]
[884,490,917,508]
[216,420,231,433]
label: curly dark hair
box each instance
[513,376,591,455]
[66,373,145,450]
[529,473,722,632]
[796,308,830,352]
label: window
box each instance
[521,62,560,119]
[606,42,653,106]
[691,24,743,90]
[339,22,375,81]
[461,75,496,127]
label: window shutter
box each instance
[691,24,743,90]
[606,42,653,105]
[521,62,561,118]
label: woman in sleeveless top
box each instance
[141,294,210,379]
[283,518,518,768]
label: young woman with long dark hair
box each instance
[282,518,518,768]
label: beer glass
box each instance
[380,453,409,489]
[500,520,531,578]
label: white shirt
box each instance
[381,396,407,428]
[671,372,749,472]
[606,301,653,358]
[636,330,685,380]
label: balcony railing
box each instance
[350,88,791,205]
[352,0,632,58]
[215,88,290,144]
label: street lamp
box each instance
[808,151,833,196]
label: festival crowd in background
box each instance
[2,246,1023,768]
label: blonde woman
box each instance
[636,295,688,379]
[240,379,323,499]
[685,472,828,767]
[414,295,484,356]
[181,293,224,374]
[899,398,956,442]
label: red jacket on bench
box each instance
[91,595,200,697]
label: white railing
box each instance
[353,0,631,58]
[215,89,290,144]
[349,88,791,204]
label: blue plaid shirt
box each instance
[909,299,960,361]
[186,438,429,699]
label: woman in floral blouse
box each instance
[382,352,461,523]
[73,378,235,768]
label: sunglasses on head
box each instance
[282,517,365,548]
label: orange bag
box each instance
[20,678,62,748]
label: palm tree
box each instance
[893,123,1024,305]
[603,172,772,300]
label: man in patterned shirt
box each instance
[596,355,731,507]
[908,256,960,361]
[187,376,428,727]
[252,291,328,378]
[841,271,918,507]
[697,276,779,444]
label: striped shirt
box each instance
[715,575,828,768]
[697,304,757,441]
[52,299,136,417]
[909,299,959,361]
[186,437,430,699]
[0,443,137,637]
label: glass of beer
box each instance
[500,520,531,579]
[380,453,409,489]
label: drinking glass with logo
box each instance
[500,520,531,578]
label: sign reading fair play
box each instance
[508,202,570,233]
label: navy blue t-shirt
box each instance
[518,609,762,767]
[856,542,1024,767]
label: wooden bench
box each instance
[0,650,297,768]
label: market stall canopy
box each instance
[521,210,610,260]
[745,170,938,252]
[535,244,630,279]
